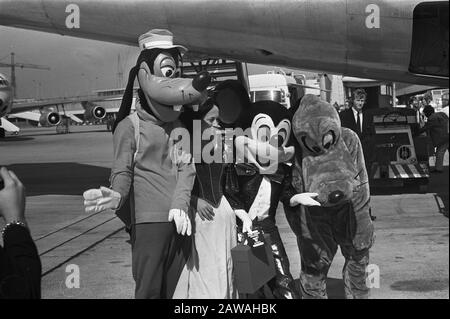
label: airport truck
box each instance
[343,77,430,192]
[248,70,320,109]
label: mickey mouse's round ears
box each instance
[213,80,250,125]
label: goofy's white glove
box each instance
[83,186,122,213]
[168,208,192,236]
[289,192,321,207]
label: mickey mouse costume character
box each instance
[227,98,300,299]
[83,29,210,299]
[288,95,374,299]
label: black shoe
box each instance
[430,169,443,174]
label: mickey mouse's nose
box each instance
[328,190,344,204]
[192,71,211,91]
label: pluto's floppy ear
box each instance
[213,80,250,127]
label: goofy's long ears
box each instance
[113,66,138,132]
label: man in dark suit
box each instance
[339,89,372,139]
[339,89,376,220]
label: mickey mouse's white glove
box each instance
[168,209,192,236]
[289,193,321,207]
[83,186,122,213]
[234,209,253,233]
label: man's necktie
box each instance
[356,111,362,135]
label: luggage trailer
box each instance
[368,108,430,192]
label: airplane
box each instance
[0,72,126,138]
[0,0,448,87]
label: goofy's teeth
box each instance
[173,105,183,112]
[192,105,199,112]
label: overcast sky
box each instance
[0,26,316,99]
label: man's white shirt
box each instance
[352,107,363,133]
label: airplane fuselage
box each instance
[0,0,448,87]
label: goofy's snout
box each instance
[192,71,211,91]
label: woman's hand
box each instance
[196,198,215,221]
[290,192,321,207]
[0,167,26,224]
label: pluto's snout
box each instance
[328,190,345,204]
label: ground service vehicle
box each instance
[343,77,430,192]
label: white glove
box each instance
[170,145,192,166]
[234,209,253,233]
[168,209,192,236]
[290,193,321,207]
[83,186,122,213]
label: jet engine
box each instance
[39,111,61,126]
[84,105,106,122]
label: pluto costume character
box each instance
[83,29,210,298]
[228,100,300,299]
[289,95,374,299]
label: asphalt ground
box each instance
[0,125,448,299]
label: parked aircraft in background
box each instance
[0,72,130,138]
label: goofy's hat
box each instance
[138,29,187,55]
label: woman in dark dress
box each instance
[174,87,251,298]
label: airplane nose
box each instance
[192,71,211,91]
[328,190,344,204]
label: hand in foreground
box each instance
[196,198,215,221]
[168,209,192,236]
[83,186,122,213]
[0,167,26,224]
[290,193,321,207]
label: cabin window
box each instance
[409,2,449,77]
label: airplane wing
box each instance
[0,0,447,86]
[10,95,121,114]
[58,111,83,124]
[8,94,126,126]
[8,111,41,122]
[0,117,19,133]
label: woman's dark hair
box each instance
[422,105,435,117]
[179,98,214,134]
[212,80,251,128]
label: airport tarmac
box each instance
[0,125,448,299]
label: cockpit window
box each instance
[409,2,449,77]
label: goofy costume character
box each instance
[83,29,210,298]
[287,95,374,299]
